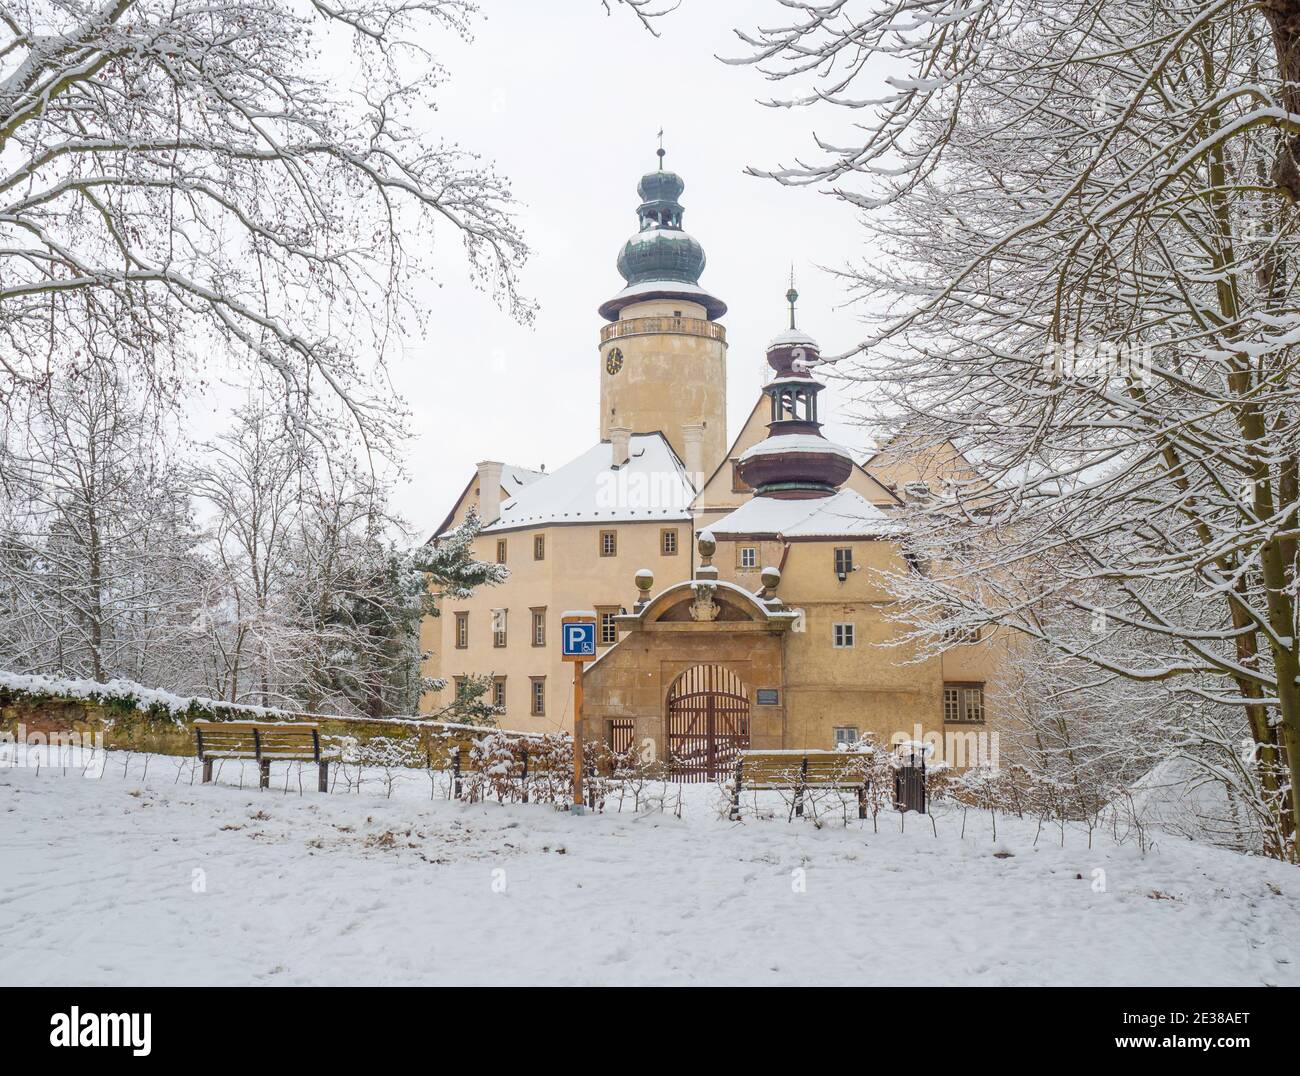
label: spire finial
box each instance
[785,265,799,330]
[656,127,665,169]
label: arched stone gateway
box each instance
[665,664,750,781]
[579,574,793,774]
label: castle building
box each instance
[421,155,1001,775]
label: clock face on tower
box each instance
[605,347,624,376]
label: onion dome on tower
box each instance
[735,281,855,499]
[598,146,727,321]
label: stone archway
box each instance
[665,664,750,781]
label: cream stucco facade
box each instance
[598,298,727,477]
[580,532,1007,767]
[420,157,1003,769]
[422,509,694,734]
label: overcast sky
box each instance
[385,1,882,531]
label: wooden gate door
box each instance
[665,665,750,782]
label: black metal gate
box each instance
[665,665,750,782]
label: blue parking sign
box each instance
[562,621,596,659]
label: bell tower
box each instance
[597,149,727,483]
[736,286,854,499]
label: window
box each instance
[453,676,467,698]
[530,677,546,716]
[834,727,859,748]
[600,529,618,557]
[608,718,635,754]
[454,612,469,650]
[731,460,751,493]
[833,622,855,648]
[834,547,853,578]
[534,534,545,560]
[738,546,757,570]
[944,683,985,724]
[492,677,506,710]
[660,528,679,556]
[496,538,507,564]
[530,607,546,648]
[942,624,983,644]
[492,608,507,648]
[596,606,620,646]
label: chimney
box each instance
[476,460,505,524]
[681,423,705,487]
[610,426,631,467]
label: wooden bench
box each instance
[730,750,871,820]
[193,720,332,791]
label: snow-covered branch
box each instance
[0,0,531,446]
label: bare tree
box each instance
[190,398,507,716]
[601,0,678,35]
[0,0,531,443]
[189,399,302,705]
[0,362,203,683]
[730,0,1300,852]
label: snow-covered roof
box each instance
[623,227,703,248]
[502,464,545,493]
[473,433,695,533]
[709,489,899,539]
[738,433,855,463]
[605,278,716,304]
[598,278,727,322]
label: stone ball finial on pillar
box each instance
[695,529,718,581]
[697,529,715,562]
[634,568,654,610]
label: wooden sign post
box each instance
[560,612,597,814]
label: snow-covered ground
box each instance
[1,750,1296,986]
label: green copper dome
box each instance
[637,169,685,205]
[598,153,727,322]
[617,226,706,286]
[616,167,704,286]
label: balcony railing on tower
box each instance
[599,316,727,345]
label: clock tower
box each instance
[597,151,728,483]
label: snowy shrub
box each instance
[344,735,426,799]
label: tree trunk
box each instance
[1264,1,1300,201]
